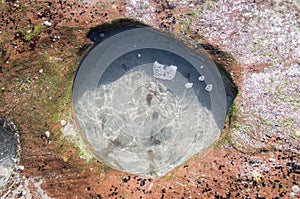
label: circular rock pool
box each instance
[72,22,237,177]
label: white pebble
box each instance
[205,84,213,91]
[39,69,43,73]
[292,185,300,193]
[61,120,67,126]
[138,54,141,58]
[17,165,25,171]
[185,82,193,89]
[198,75,205,81]
[45,131,50,138]
[290,192,296,198]
[200,65,204,69]
[43,21,51,27]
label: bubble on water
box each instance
[205,84,213,91]
[198,76,205,81]
[184,83,193,89]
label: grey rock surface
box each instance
[0,127,17,192]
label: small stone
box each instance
[17,165,25,171]
[39,69,43,73]
[185,82,193,89]
[5,60,9,64]
[205,84,213,91]
[100,33,105,38]
[43,21,51,27]
[200,65,204,69]
[292,185,300,193]
[198,76,205,81]
[138,54,141,58]
[45,131,50,138]
[61,120,67,126]
[167,1,175,9]
[290,192,296,198]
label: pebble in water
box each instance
[153,61,177,80]
[185,82,193,89]
[198,76,205,81]
[205,84,213,91]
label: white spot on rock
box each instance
[17,165,25,171]
[292,185,300,193]
[43,21,51,27]
[45,131,50,138]
[61,120,67,126]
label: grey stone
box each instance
[0,126,17,192]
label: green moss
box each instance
[23,25,42,41]
[24,34,32,41]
